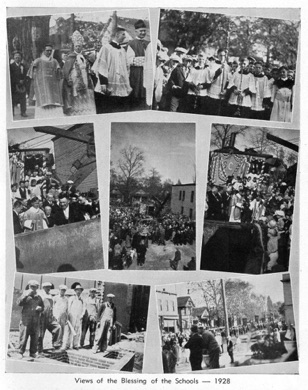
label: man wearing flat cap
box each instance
[62,284,84,350]
[17,280,44,358]
[166,54,192,112]
[184,325,204,371]
[198,326,221,369]
[53,285,68,346]
[37,282,61,354]
[127,19,150,109]
[80,288,99,348]
[93,293,117,353]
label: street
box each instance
[127,240,196,270]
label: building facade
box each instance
[171,183,196,220]
[177,296,195,333]
[156,289,179,333]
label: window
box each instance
[182,190,185,201]
[190,190,194,202]
[158,299,162,312]
[166,300,169,311]
[181,206,184,215]
[189,208,193,219]
[172,301,175,312]
[179,190,182,200]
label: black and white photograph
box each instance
[109,122,196,271]
[157,274,297,373]
[7,8,153,121]
[7,272,150,373]
[9,123,104,273]
[201,124,299,274]
[154,9,299,123]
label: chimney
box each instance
[229,132,236,147]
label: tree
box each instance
[117,145,145,203]
[248,128,277,155]
[143,168,162,197]
[159,10,299,67]
[211,124,247,149]
[190,280,224,327]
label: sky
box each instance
[50,9,149,27]
[111,123,196,184]
[211,124,299,155]
[159,272,286,307]
[8,125,73,154]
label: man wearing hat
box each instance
[165,54,192,112]
[53,285,69,346]
[93,293,117,353]
[184,325,204,371]
[127,20,150,109]
[198,326,221,369]
[62,284,84,350]
[17,280,44,358]
[10,50,28,117]
[174,47,188,59]
[37,282,61,354]
[80,288,99,348]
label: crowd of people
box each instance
[206,171,295,272]
[162,318,295,372]
[154,44,295,122]
[9,19,152,119]
[11,153,100,234]
[16,280,117,359]
[109,207,195,270]
[162,325,222,372]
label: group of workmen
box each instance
[154,45,295,122]
[16,280,116,359]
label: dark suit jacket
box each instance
[13,211,23,235]
[167,65,188,91]
[10,62,27,94]
[54,204,85,226]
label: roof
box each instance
[172,183,196,187]
[177,296,194,308]
[212,147,272,159]
[192,306,208,317]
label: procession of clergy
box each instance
[154,44,295,122]
[9,20,151,119]
[16,280,117,359]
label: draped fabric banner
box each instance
[210,152,250,185]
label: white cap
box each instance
[107,293,115,298]
[174,47,188,54]
[42,282,53,288]
[170,53,181,63]
[28,280,39,287]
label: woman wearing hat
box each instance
[63,31,96,116]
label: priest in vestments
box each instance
[91,28,132,113]
[30,44,64,119]
[127,20,150,110]
[62,31,96,117]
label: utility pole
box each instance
[221,279,230,337]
